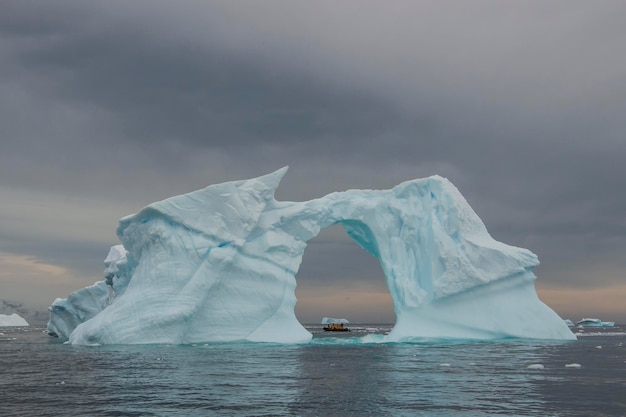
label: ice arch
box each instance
[48,167,575,345]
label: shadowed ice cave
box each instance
[48,167,575,345]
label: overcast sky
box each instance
[1,1,625,323]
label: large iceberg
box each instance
[48,167,575,345]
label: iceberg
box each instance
[321,317,350,325]
[48,167,575,345]
[575,318,615,327]
[0,313,29,327]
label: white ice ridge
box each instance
[47,167,575,345]
[0,313,29,327]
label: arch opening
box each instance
[294,223,395,327]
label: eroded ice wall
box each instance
[49,167,575,345]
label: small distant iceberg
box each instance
[321,317,349,325]
[576,318,615,327]
[563,319,574,327]
[0,313,29,327]
[321,317,350,332]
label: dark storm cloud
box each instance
[1,1,405,158]
[1,0,438,212]
[1,0,626,308]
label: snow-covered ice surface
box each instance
[48,167,574,345]
[0,313,29,327]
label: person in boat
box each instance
[323,322,350,331]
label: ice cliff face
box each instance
[48,167,575,344]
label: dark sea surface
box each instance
[1,324,625,417]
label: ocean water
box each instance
[1,324,625,417]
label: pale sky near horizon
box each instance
[1,1,625,323]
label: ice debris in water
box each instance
[527,364,545,370]
[47,167,576,345]
[565,363,582,368]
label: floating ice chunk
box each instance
[48,167,576,345]
[565,363,582,368]
[527,364,545,369]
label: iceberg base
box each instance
[386,271,576,341]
